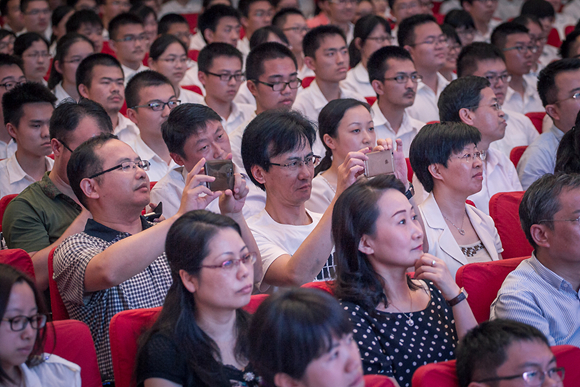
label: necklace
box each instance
[390,292,414,327]
[442,213,465,235]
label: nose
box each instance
[337,50,346,65]
[297,161,313,179]
[345,340,361,373]
[20,321,35,341]
[236,259,251,279]
[41,123,50,138]
[211,141,226,159]
[362,129,372,145]
[411,216,424,240]
[161,103,171,117]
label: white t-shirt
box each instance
[342,62,374,98]
[503,78,544,114]
[0,138,17,160]
[305,173,335,213]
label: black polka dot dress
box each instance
[340,281,458,387]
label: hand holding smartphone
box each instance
[364,151,395,178]
[204,160,235,191]
[144,202,163,221]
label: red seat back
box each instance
[363,374,396,387]
[510,146,527,168]
[406,158,413,183]
[188,49,199,62]
[119,100,128,117]
[455,256,527,323]
[301,280,334,294]
[426,120,440,124]
[365,96,377,105]
[101,41,116,57]
[45,320,101,387]
[547,27,562,48]
[489,191,533,259]
[182,13,199,33]
[181,84,204,96]
[48,247,70,320]
[302,76,315,88]
[565,25,575,37]
[525,111,546,134]
[0,248,35,280]
[0,193,17,232]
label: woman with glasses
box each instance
[343,15,391,98]
[14,32,50,85]
[135,210,261,387]
[410,122,503,279]
[48,33,95,104]
[0,264,81,386]
[439,24,461,82]
[148,34,204,104]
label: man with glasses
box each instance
[65,9,104,53]
[2,100,113,292]
[518,59,580,189]
[1,0,25,34]
[367,46,424,157]
[273,7,314,80]
[98,0,130,39]
[20,0,51,41]
[491,172,580,349]
[462,0,500,44]
[388,0,422,45]
[108,13,148,85]
[238,0,274,57]
[491,22,544,114]
[400,14,450,123]
[0,54,25,159]
[457,42,539,157]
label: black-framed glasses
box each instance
[58,139,73,153]
[253,78,302,91]
[269,155,321,171]
[366,35,392,44]
[552,91,580,105]
[159,55,188,65]
[283,26,310,33]
[502,45,538,54]
[476,367,565,386]
[0,80,25,91]
[2,313,47,332]
[464,102,502,112]
[484,73,512,84]
[410,35,448,47]
[205,71,245,82]
[131,100,181,111]
[383,73,422,84]
[115,34,148,43]
[88,159,150,179]
[200,252,257,271]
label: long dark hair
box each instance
[0,264,49,384]
[48,33,94,89]
[348,14,391,68]
[332,175,419,313]
[149,34,187,61]
[135,210,250,387]
[315,98,370,175]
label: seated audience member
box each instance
[444,9,476,47]
[555,113,580,174]
[318,0,355,44]
[293,25,365,155]
[237,0,274,57]
[2,100,113,290]
[0,0,24,34]
[99,0,130,39]
[21,0,51,41]
[65,9,104,53]
[77,53,140,144]
[388,0,422,43]
[68,0,98,12]
[367,46,425,157]
[457,42,539,157]
[0,264,82,387]
[560,29,580,60]
[272,0,298,13]
[523,0,571,45]
[439,24,461,82]
[50,6,74,55]
[342,15,391,98]
[272,7,314,80]
[249,288,367,387]
[48,33,95,104]
[410,122,503,278]
[54,131,251,381]
[518,59,580,189]
[399,14,450,123]
[193,4,242,51]
[0,54,25,159]
[491,22,544,114]
[491,173,580,348]
[456,319,565,387]
[0,83,56,199]
[513,14,554,79]
[151,103,265,219]
[242,110,371,291]
[0,29,16,55]
[332,174,477,387]
[306,0,329,29]
[354,0,373,23]
[135,210,261,387]
[462,0,500,43]
[108,13,149,85]
[197,43,254,134]
[129,4,156,52]
[157,13,192,50]
[125,70,179,181]
[158,0,201,18]
[13,32,50,85]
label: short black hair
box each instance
[238,0,271,17]
[560,29,580,59]
[197,42,243,73]
[126,70,173,109]
[444,9,475,31]
[66,10,104,33]
[456,320,551,387]
[0,29,15,43]
[272,7,303,28]
[491,22,529,49]
[457,42,505,78]
[409,122,481,193]
[249,25,289,50]
[108,12,143,41]
[76,53,123,91]
[537,58,580,107]
[20,0,47,13]
[555,114,580,174]
[149,34,187,61]
[198,4,240,44]
[438,75,491,122]
[0,0,10,15]
[441,23,461,47]
[397,13,438,47]
[241,110,315,191]
[157,13,188,35]
[130,3,156,23]
[512,14,542,32]
[245,41,296,81]
[161,103,222,159]
[0,53,23,72]
[50,99,113,143]
[203,0,232,9]
[51,5,74,34]
[367,45,413,83]
[2,82,56,127]
[13,32,48,57]
[520,0,555,20]
[303,24,346,59]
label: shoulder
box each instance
[24,354,81,387]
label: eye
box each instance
[121,163,133,171]
[221,259,235,268]
[149,102,162,109]
[395,75,405,82]
[412,214,418,221]
[398,218,406,225]
[11,316,25,325]
[352,128,360,133]
[369,126,375,131]
[289,160,300,168]
[199,145,209,152]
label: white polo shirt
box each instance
[115,113,140,145]
[342,62,374,98]
[406,72,449,123]
[0,138,17,160]
[209,101,255,134]
[121,63,149,86]
[489,109,539,157]
[128,135,178,182]
[503,78,544,114]
[0,155,53,198]
[371,102,424,158]
[158,0,201,18]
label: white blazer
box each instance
[418,193,503,279]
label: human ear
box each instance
[428,163,443,181]
[80,178,100,200]
[371,79,384,96]
[273,373,301,387]
[126,108,138,125]
[179,269,197,293]
[304,56,316,71]
[545,104,559,123]
[78,83,90,99]
[251,165,266,185]
[459,107,475,125]
[358,234,375,255]
[354,37,363,51]
[170,152,186,166]
[5,122,17,139]
[247,80,258,97]
[54,59,63,75]
[530,224,550,248]
[323,133,337,150]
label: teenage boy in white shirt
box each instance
[0,54,25,159]
[237,0,274,57]
[108,13,148,85]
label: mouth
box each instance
[135,182,149,191]
[412,244,423,251]
[404,91,415,98]
[18,346,33,354]
[237,284,253,294]
[297,183,311,191]
[173,71,183,78]
[279,99,294,106]
[473,172,483,179]
[109,95,122,102]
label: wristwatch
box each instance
[405,183,415,200]
[447,287,468,307]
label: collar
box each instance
[308,80,350,110]
[84,216,153,242]
[352,62,369,84]
[416,72,449,96]
[550,124,565,140]
[529,253,578,293]
[39,172,82,210]
[133,135,160,162]
[115,113,139,136]
[6,155,52,185]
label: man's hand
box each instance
[176,158,221,217]
[219,172,248,216]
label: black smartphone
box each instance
[144,202,163,222]
[204,160,234,191]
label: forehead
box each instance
[394,0,417,6]
[25,40,48,51]
[167,22,189,33]
[474,58,506,74]
[269,138,311,159]
[260,56,297,77]
[282,13,306,26]
[21,102,54,119]
[163,42,186,54]
[90,64,123,82]
[117,23,144,35]
[554,68,580,94]
[384,58,415,74]
[98,138,138,160]
[0,64,24,78]
[316,34,347,51]
[249,0,272,11]
[499,339,555,373]
[26,0,49,9]
[525,22,542,35]
[208,55,242,70]
[79,22,102,31]
[216,16,240,28]
[505,33,531,45]
[479,86,496,101]
[413,22,441,39]
[137,83,175,103]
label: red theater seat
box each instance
[525,111,546,133]
[510,146,527,168]
[301,76,315,88]
[0,248,35,280]
[0,193,17,232]
[489,191,532,259]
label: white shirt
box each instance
[563,0,580,22]
[237,36,250,59]
[121,63,149,86]
[342,62,374,98]
[229,112,257,173]
[490,109,539,157]
[305,173,335,213]
[0,154,53,198]
[128,135,178,181]
[538,44,559,68]
[494,0,524,21]
[503,78,544,114]
[115,113,140,144]
[159,0,202,18]
[53,83,74,105]
[0,138,17,159]
[233,81,255,107]
[553,12,576,41]
[371,102,425,157]
[292,79,366,156]
[19,353,81,387]
[212,101,255,134]
[180,62,205,95]
[298,64,315,81]
[517,123,564,190]
[178,86,204,104]
[189,31,206,51]
[472,18,502,43]
[406,72,449,123]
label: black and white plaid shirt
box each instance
[53,217,172,381]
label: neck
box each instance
[109,111,119,128]
[418,69,438,93]
[48,161,78,201]
[103,17,111,30]
[122,59,141,71]
[378,97,406,134]
[140,132,171,164]
[439,69,454,82]
[0,120,10,145]
[264,198,310,225]
[15,150,48,181]
[372,263,412,304]
[509,74,525,96]
[536,249,580,292]
[204,95,233,120]
[432,186,468,225]
[361,56,369,69]
[478,137,491,152]
[61,79,80,101]
[473,18,489,35]
[295,52,304,71]
[29,75,45,84]
[4,365,21,386]
[316,78,342,102]
[195,307,238,343]
[91,208,144,234]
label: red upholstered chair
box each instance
[182,13,199,33]
[48,246,70,320]
[426,120,439,124]
[149,181,157,190]
[0,248,35,280]
[525,111,545,134]
[181,84,204,96]
[188,49,199,62]
[510,146,527,168]
[455,256,527,323]
[301,76,315,88]
[488,191,533,259]
[565,25,575,36]
[365,96,377,105]
[119,100,128,117]
[243,293,269,314]
[142,52,149,66]
[0,193,17,232]
[364,374,397,387]
[101,41,116,57]
[301,280,334,294]
[45,320,101,387]
[406,158,413,183]
[547,27,562,48]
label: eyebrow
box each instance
[215,246,249,258]
[0,76,17,82]
[285,152,314,161]
[392,209,407,218]
[323,46,347,53]
[518,356,557,369]
[266,72,298,80]
[99,77,124,82]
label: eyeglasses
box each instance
[131,100,181,111]
[502,45,538,54]
[200,252,257,270]
[328,0,357,5]
[0,80,24,91]
[173,31,192,40]
[456,28,475,38]
[23,51,50,59]
[552,91,580,105]
[476,367,565,386]
[88,159,150,179]
[253,78,302,91]
[2,313,47,332]
[269,155,322,171]
[205,71,245,82]
[473,0,498,3]
[539,217,580,224]
[58,139,73,153]
[283,26,310,33]
[395,1,419,11]
[383,73,422,84]
[484,73,512,85]
[366,35,392,44]
[158,56,188,65]
[453,151,486,163]
[115,34,148,43]
[410,35,448,47]
[464,102,502,112]
[25,8,50,15]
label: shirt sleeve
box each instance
[3,198,51,252]
[251,230,289,292]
